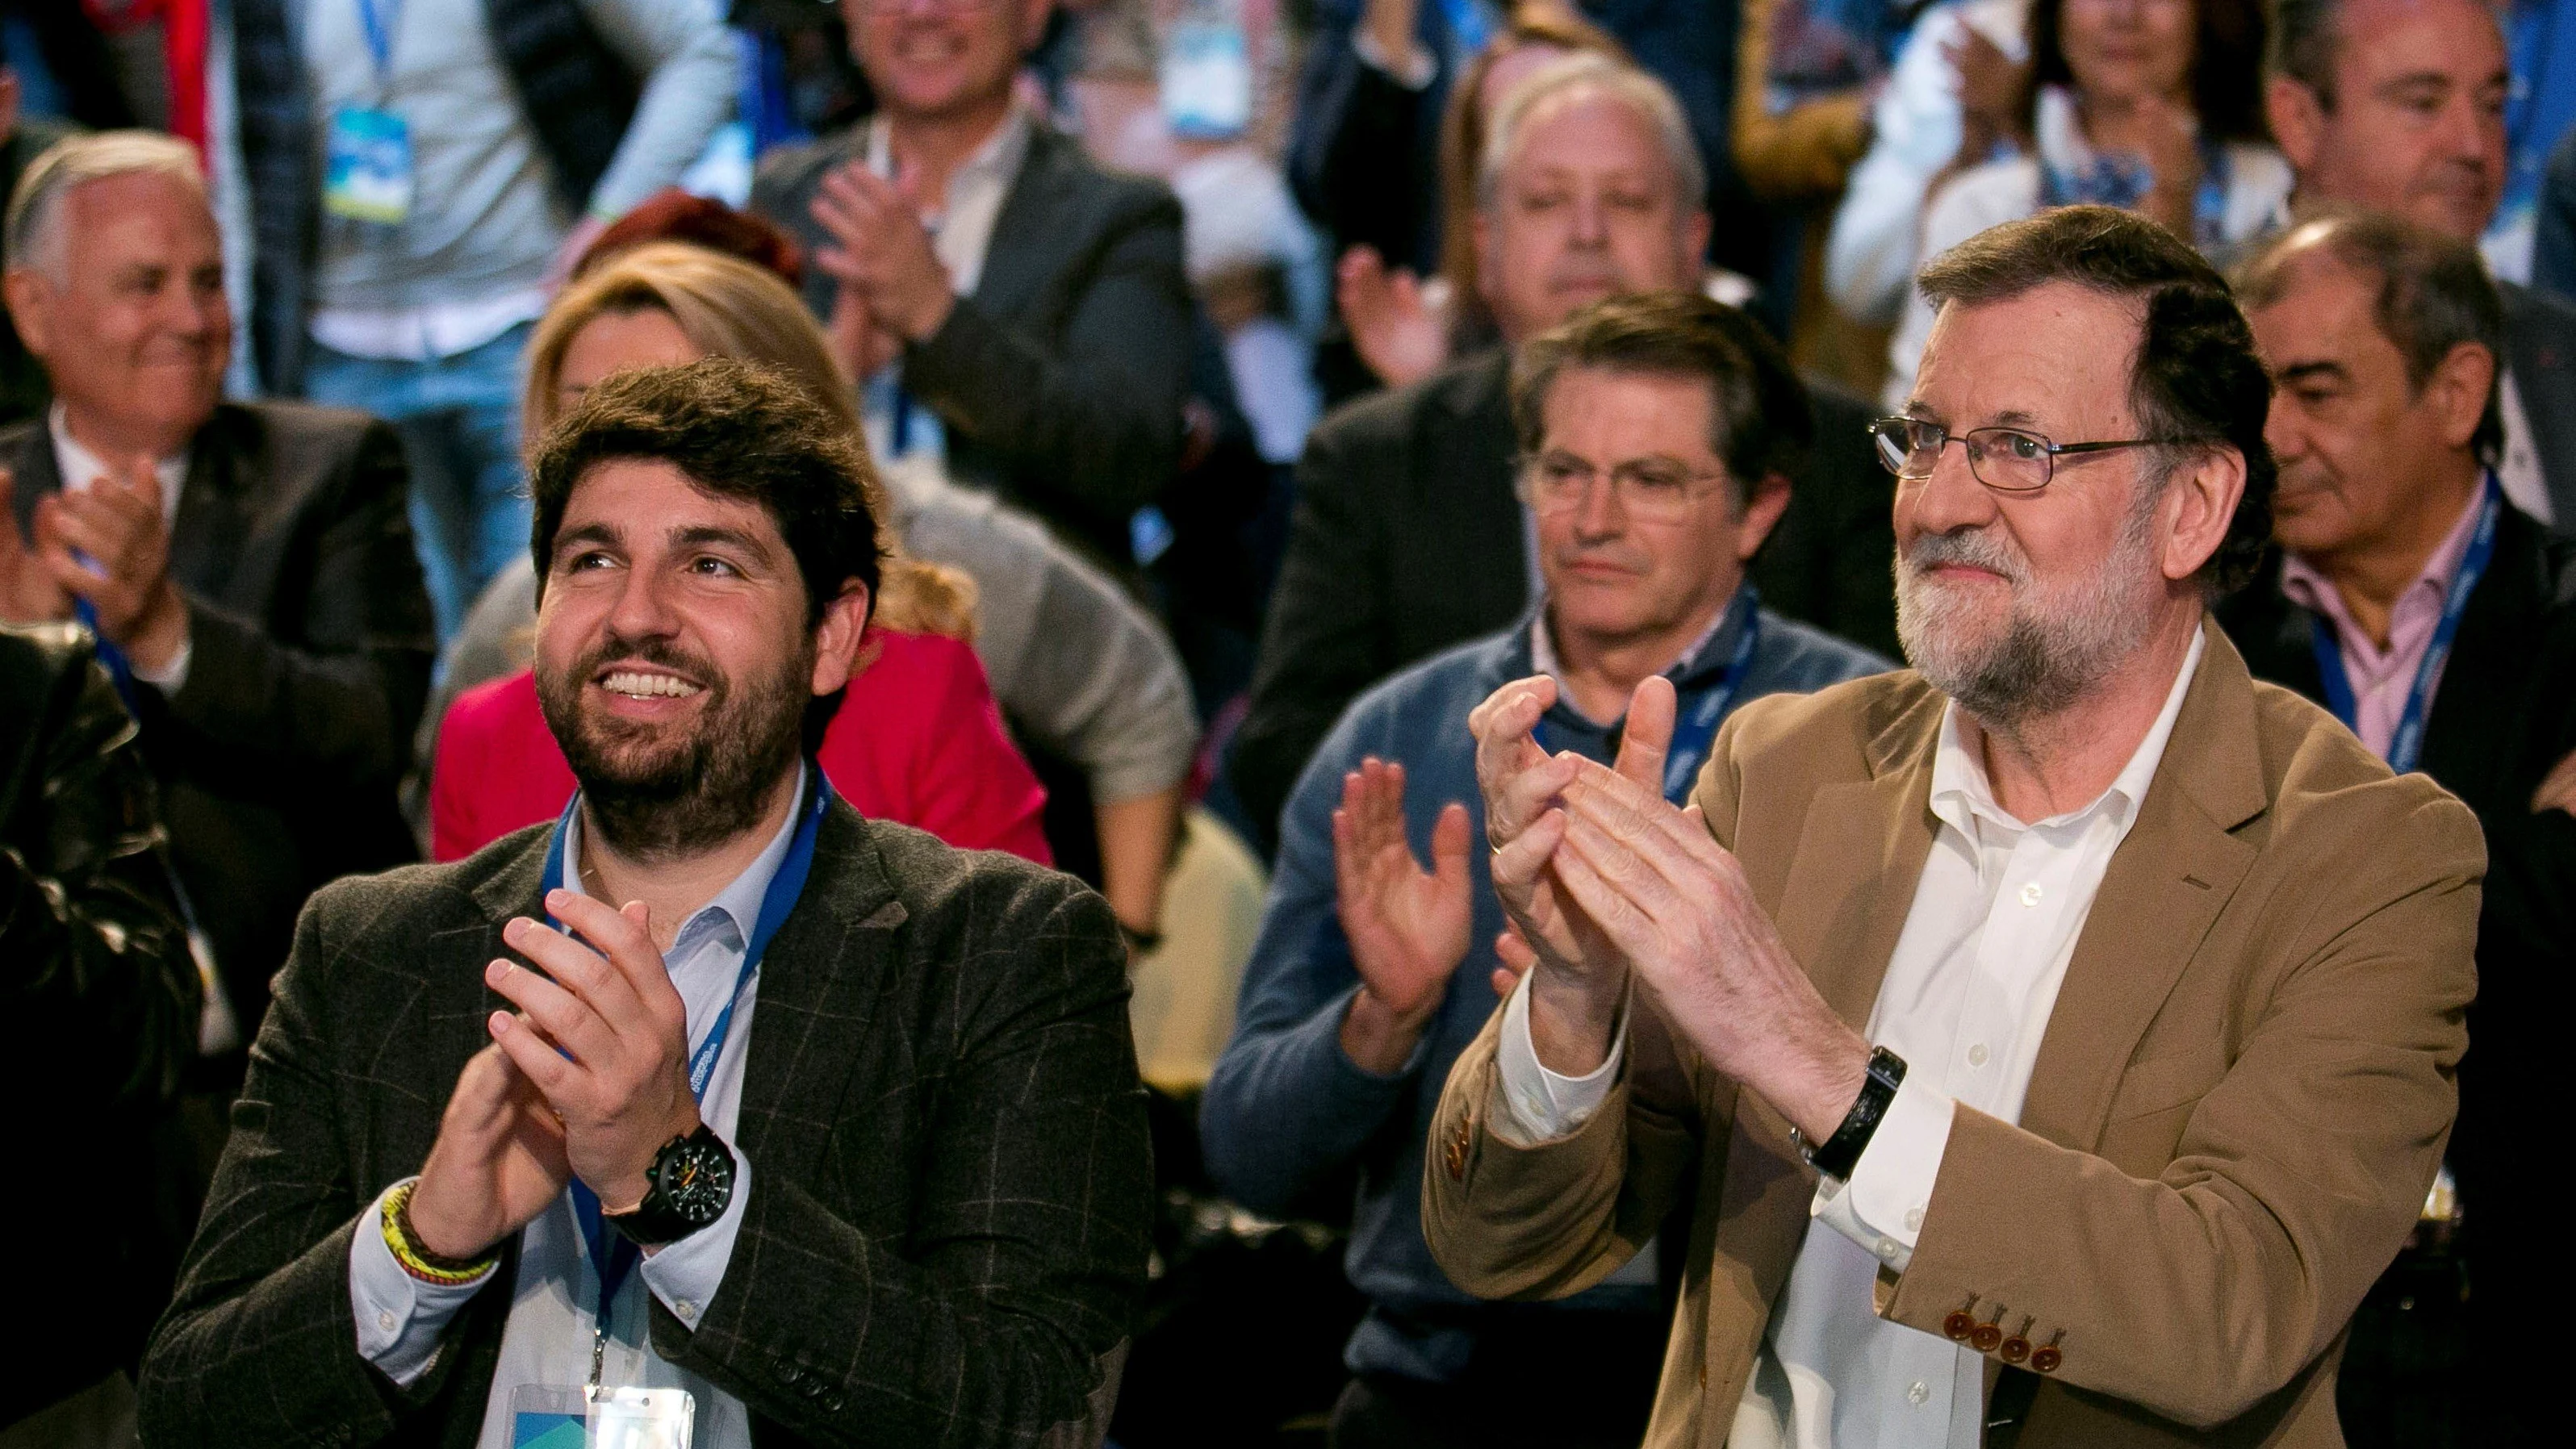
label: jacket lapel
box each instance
[1701,686,1945,1384]
[969,125,1073,325]
[2017,627,2268,1153]
[167,408,247,600]
[6,419,61,538]
[730,804,908,1184]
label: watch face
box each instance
[652,1134,736,1227]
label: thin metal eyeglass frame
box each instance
[1867,416,2167,493]
[1513,453,1732,520]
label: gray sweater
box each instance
[300,0,734,310]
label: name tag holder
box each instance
[323,0,412,225]
[510,1384,694,1449]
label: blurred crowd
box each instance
[3,0,2572,1446]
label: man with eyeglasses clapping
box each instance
[1202,289,1885,1449]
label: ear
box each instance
[2423,340,2496,453]
[2158,446,2249,584]
[809,578,874,698]
[2265,77,2327,176]
[3,265,52,357]
[1681,209,1712,278]
[1733,472,1793,562]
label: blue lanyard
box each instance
[1539,591,1763,806]
[536,769,831,1381]
[2309,474,2503,776]
[355,0,398,80]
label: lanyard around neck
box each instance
[1537,589,1763,806]
[534,769,832,1385]
[2308,473,2503,776]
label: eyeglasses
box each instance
[1516,452,1730,523]
[1867,415,2169,494]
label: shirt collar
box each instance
[1528,586,1750,729]
[559,762,809,963]
[863,104,1034,219]
[1929,624,2206,840]
[48,402,189,521]
[2277,479,2486,660]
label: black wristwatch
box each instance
[1792,1046,1908,1181]
[606,1123,738,1247]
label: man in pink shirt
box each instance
[2218,207,2576,1444]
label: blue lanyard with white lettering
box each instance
[535,769,831,1385]
[1539,590,1763,806]
[2310,472,2503,776]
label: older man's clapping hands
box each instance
[1470,671,1871,1146]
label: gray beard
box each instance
[1893,498,2163,732]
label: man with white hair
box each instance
[0,131,435,1067]
[1232,54,1715,847]
[1429,207,2478,1447]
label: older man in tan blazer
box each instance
[1429,205,2481,1448]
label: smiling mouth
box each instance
[598,669,704,700]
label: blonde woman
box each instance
[430,243,1198,945]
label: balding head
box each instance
[2264,0,2509,240]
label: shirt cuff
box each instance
[1351,27,1437,90]
[637,1146,752,1331]
[131,634,190,692]
[1491,971,1626,1146]
[1809,1076,1955,1273]
[348,1178,499,1387]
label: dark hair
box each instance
[1917,205,2277,593]
[2268,0,2343,106]
[1509,290,1811,507]
[573,187,805,285]
[2026,0,2270,143]
[2235,207,2506,463]
[527,359,883,747]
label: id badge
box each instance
[509,1385,695,1449]
[324,105,415,224]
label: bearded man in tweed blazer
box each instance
[139,361,1151,1448]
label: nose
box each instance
[1570,187,1611,248]
[1896,436,2000,545]
[2262,395,2309,469]
[1568,470,1626,541]
[2435,93,2497,169]
[603,561,684,645]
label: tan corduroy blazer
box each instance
[1422,626,2482,1447]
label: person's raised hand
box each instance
[1944,26,2029,156]
[1337,246,1450,390]
[1332,758,1474,1073]
[404,1043,573,1261]
[0,468,68,625]
[1549,695,1867,1143]
[33,455,186,670]
[810,159,956,344]
[483,892,702,1213]
[2122,91,2204,238]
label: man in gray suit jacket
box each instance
[140,361,1152,1447]
[752,0,1191,566]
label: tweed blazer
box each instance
[1421,627,2482,1447]
[139,801,1153,1449]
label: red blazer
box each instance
[431,628,1052,865]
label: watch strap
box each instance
[607,1124,734,1246]
[1794,1046,1908,1181]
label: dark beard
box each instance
[536,633,810,864]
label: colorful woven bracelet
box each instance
[380,1181,500,1286]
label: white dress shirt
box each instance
[48,403,192,691]
[346,765,805,1448]
[1497,629,2207,1448]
